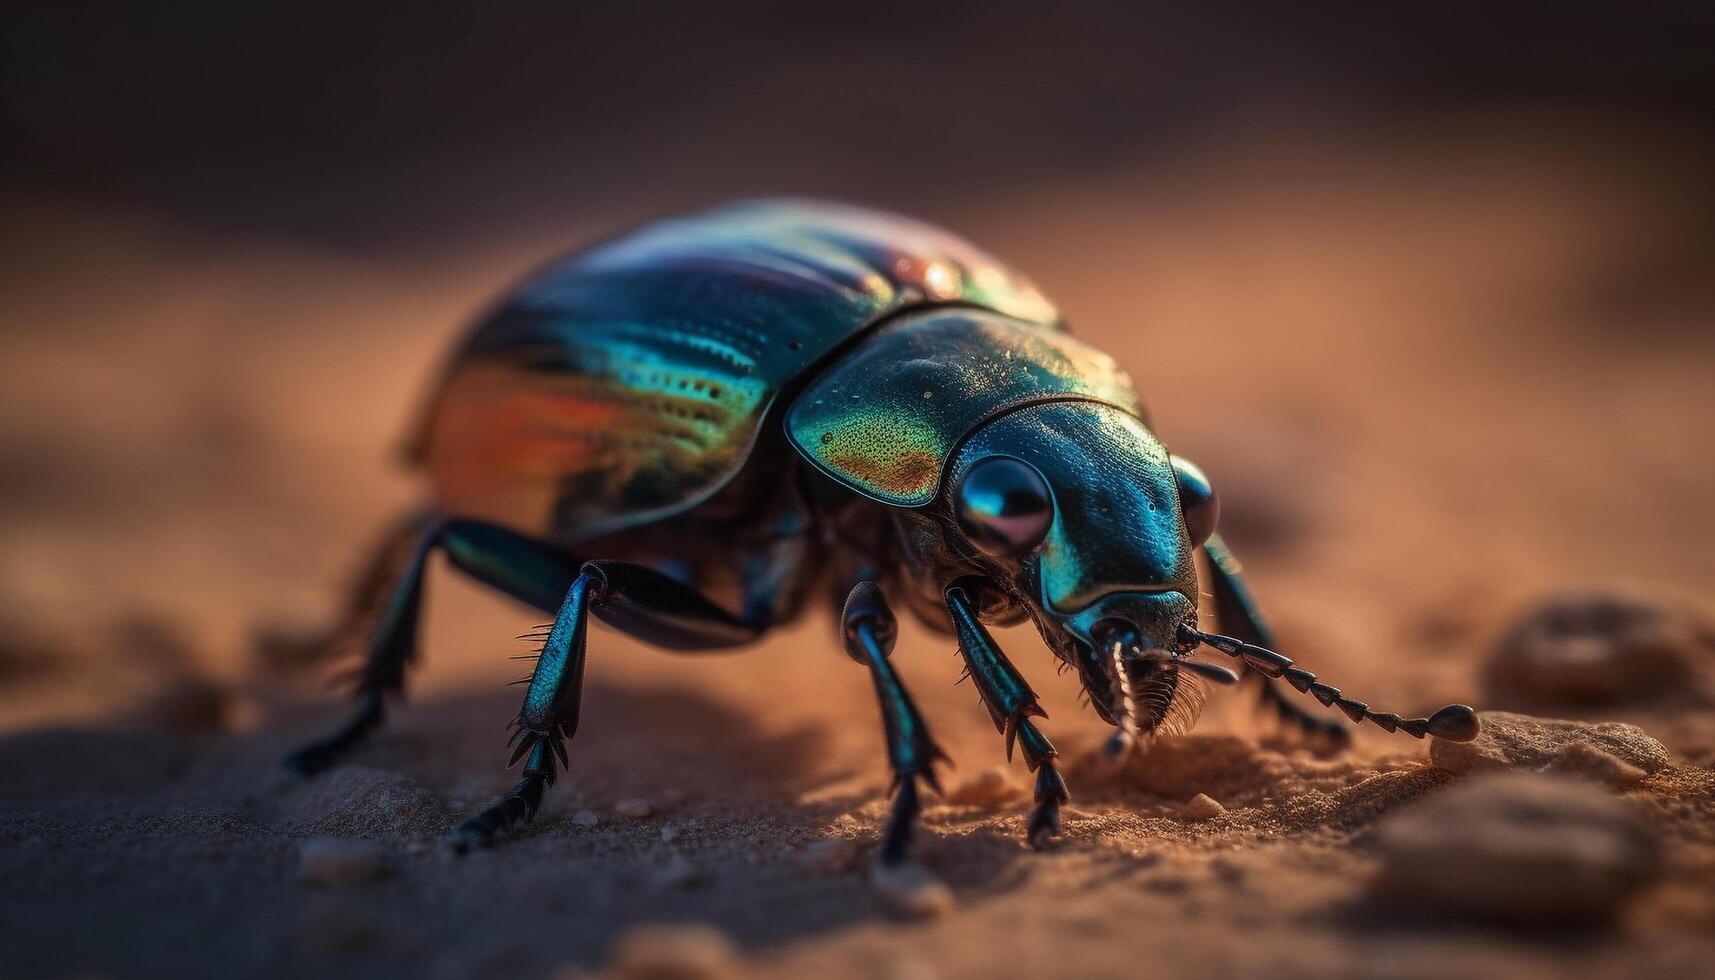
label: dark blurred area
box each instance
[4,1,1713,245]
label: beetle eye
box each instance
[955,457,1054,558]
[1171,456,1219,547]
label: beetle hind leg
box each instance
[284,518,584,775]
[1252,672,1351,747]
[1202,535,1351,750]
[283,514,439,775]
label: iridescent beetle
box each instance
[286,200,1478,864]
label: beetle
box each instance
[285,199,1478,865]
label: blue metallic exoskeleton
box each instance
[286,200,1478,866]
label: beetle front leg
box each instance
[945,582,1068,849]
[1202,534,1351,749]
[840,581,948,868]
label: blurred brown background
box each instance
[5,0,1714,698]
[2,4,1714,978]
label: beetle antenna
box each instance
[1177,625,1481,742]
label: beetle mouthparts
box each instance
[1101,639,1139,758]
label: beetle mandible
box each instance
[285,199,1479,865]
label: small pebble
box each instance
[606,922,740,979]
[1182,793,1226,819]
[298,837,384,887]
[660,823,680,842]
[1373,771,1663,924]
[614,798,655,819]
[572,809,600,827]
[871,860,954,920]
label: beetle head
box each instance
[940,400,1221,737]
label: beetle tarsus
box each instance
[877,777,922,868]
[454,770,549,852]
[1199,534,1353,749]
[1026,759,1069,849]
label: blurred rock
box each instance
[298,836,385,887]
[1373,772,1663,924]
[1484,594,1715,707]
[1430,711,1672,787]
[606,923,741,980]
[944,766,1026,807]
[871,861,954,920]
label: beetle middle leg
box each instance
[945,582,1069,848]
[839,581,949,869]
[1202,534,1351,748]
[454,559,767,850]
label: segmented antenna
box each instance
[1178,625,1481,742]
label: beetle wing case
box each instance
[784,310,1143,507]
[411,199,1059,543]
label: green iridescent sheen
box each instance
[785,309,1140,507]
[521,573,592,733]
[413,199,1058,543]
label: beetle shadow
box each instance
[0,672,1045,979]
[293,678,1038,966]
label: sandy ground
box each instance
[2,123,1714,979]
